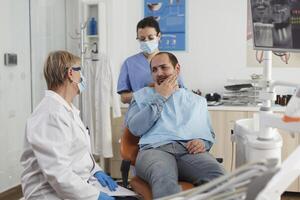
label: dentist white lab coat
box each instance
[20,90,102,200]
[82,54,121,158]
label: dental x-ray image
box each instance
[251,0,297,51]
[271,0,292,48]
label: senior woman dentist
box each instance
[20,50,117,200]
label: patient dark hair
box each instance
[150,52,179,69]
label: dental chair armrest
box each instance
[120,160,131,188]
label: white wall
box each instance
[0,0,66,192]
[107,0,300,95]
[31,0,66,108]
[66,0,81,56]
[0,0,31,192]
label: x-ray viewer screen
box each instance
[251,0,300,52]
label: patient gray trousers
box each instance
[135,142,225,199]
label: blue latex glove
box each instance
[98,192,115,200]
[94,171,118,191]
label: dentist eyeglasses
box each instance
[71,66,81,71]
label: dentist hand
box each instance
[155,74,179,99]
[98,192,115,200]
[94,171,118,191]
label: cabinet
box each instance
[110,107,300,192]
[109,108,127,179]
[82,0,107,54]
[278,129,299,192]
[209,111,249,172]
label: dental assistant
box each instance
[117,16,184,104]
[20,51,117,200]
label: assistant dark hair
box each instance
[136,16,161,35]
[150,52,179,69]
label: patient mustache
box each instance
[158,77,166,82]
[157,76,168,84]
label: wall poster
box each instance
[144,0,186,51]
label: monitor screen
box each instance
[250,0,300,52]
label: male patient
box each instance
[125,52,225,198]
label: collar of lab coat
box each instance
[45,90,79,115]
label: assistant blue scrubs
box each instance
[117,52,184,94]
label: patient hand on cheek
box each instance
[155,74,179,100]
[186,139,206,154]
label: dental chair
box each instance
[120,127,194,200]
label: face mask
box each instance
[73,72,87,93]
[140,39,159,54]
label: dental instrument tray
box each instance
[224,83,253,91]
